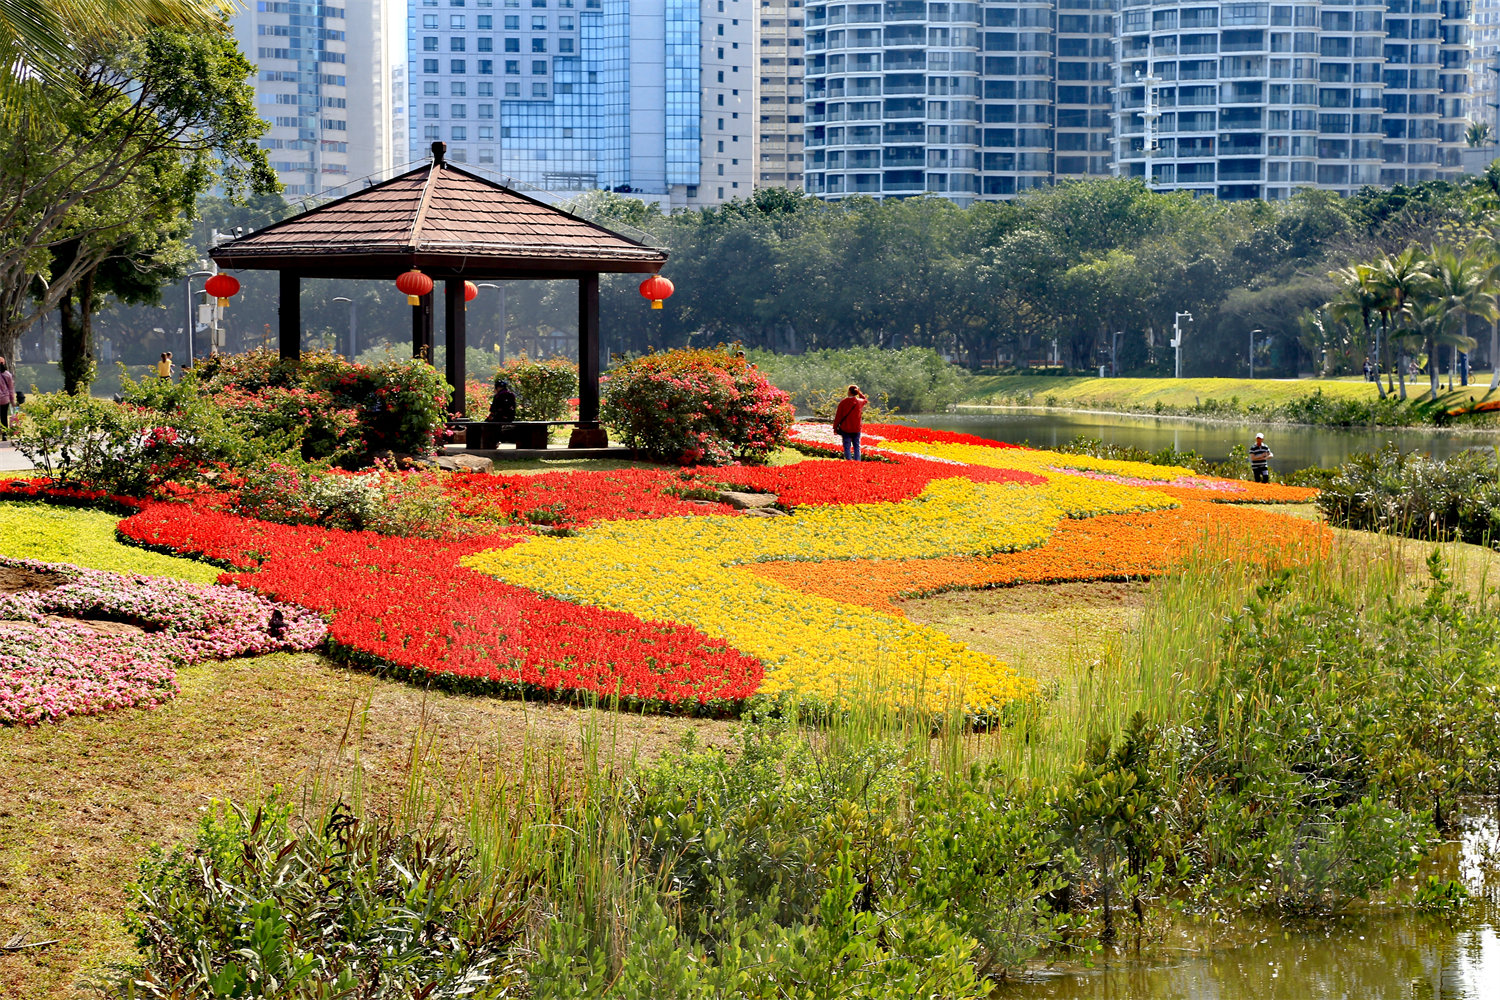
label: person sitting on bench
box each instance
[487,378,517,424]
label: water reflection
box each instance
[914,411,1500,474]
[996,807,1500,1000]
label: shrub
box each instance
[103,797,524,999]
[602,347,794,465]
[231,462,475,537]
[750,346,968,414]
[1316,445,1500,542]
[498,356,579,420]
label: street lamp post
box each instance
[475,282,505,363]
[1249,328,1262,379]
[1171,310,1193,379]
[184,262,217,365]
[332,296,356,358]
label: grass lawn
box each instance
[0,654,739,995]
[959,374,1497,413]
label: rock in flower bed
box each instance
[0,556,325,725]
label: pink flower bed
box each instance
[0,557,326,725]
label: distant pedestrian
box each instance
[156,352,173,380]
[0,356,14,441]
[1250,432,1273,484]
[833,384,868,461]
[1363,359,1373,382]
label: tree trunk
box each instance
[1397,347,1408,400]
[1429,336,1441,401]
[58,270,96,396]
[1379,315,1393,397]
[1491,319,1499,390]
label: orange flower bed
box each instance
[745,500,1330,616]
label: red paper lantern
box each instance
[203,273,240,307]
[639,274,674,310]
[464,280,479,303]
[396,268,434,306]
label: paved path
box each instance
[0,443,35,472]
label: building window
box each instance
[424,103,439,116]
[424,126,441,139]
[532,37,547,51]
[450,148,468,162]
[477,14,493,27]
[504,14,518,27]
[452,104,467,117]
[718,163,725,174]
[478,58,494,73]
[450,59,466,72]
[717,93,724,105]
[478,38,492,51]
[423,58,439,72]
[479,148,495,163]
[504,36,519,50]
[451,15,466,27]
[532,59,547,73]
[451,37,466,51]
[424,81,440,95]
[479,125,495,139]
[423,15,438,27]
[478,103,494,117]
[717,71,724,82]
[505,81,520,94]
[559,15,574,28]
[532,82,547,96]
[452,126,467,140]
[505,60,519,73]
[423,36,438,50]
[478,81,494,95]
[451,81,467,95]
[558,38,573,52]
[532,15,547,27]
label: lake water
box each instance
[995,804,1500,1000]
[913,410,1500,473]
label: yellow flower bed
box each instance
[465,475,1176,714]
[0,501,221,584]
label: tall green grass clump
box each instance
[1318,445,1500,543]
[103,535,1500,995]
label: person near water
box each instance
[1250,432,1273,483]
[0,356,14,441]
[832,384,868,461]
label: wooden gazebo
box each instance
[210,141,667,436]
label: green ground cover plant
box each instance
[0,501,218,583]
[98,539,1500,996]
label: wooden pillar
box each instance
[578,273,600,425]
[411,293,433,362]
[277,272,300,361]
[444,278,466,416]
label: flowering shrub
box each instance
[0,556,325,725]
[230,463,476,538]
[209,385,361,463]
[601,348,794,465]
[498,356,579,420]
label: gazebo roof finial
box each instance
[431,140,447,165]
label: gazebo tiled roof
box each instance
[210,155,666,279]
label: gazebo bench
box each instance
[465,420,583,450]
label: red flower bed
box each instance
[692,452,1045,507]
[116,497,764,710]
[443,468,730,528]
[862,423,1026,450]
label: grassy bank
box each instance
[961,375,1499,425]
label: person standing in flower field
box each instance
[1250,432,1273,483]
[156,352,173,380]
[833,385,868,461]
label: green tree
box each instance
[1417,246,1491,400]
[1327,263,1386,396]
[1366,247,1433,399]
[0,19,276,376]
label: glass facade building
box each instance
[408,0,732,206]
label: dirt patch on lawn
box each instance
[0,653,738,997]
[0,565,65,594]
[901,580,1149,683]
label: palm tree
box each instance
[1328,262,1386,397]
[0,1,230,121]
[1421,246,1493,401]
[1367,247,1434,400]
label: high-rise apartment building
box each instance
[407,0,755,208]
[1115,0,1471,199]
[757,0,807,188]
[804,0,1477,204]
[233,1,398,197]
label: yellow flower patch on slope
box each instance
[464,476,1175,714]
